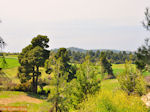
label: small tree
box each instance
[64,55,101,110]
[0,37,8,87]
[100,52,115,79]
[118,60,146,96]
[48,57,68,112]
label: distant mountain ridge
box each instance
[52,47,132,53]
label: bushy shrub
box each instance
[118,60,146,96]
[77,90,148,112]
[134,74,146,96]
[3,82,17,91]
[37,86,50,96]
[13,81,32,92]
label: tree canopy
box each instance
[18,35,50,93]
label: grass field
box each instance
[0,58,20,69]
[0,91,51,112]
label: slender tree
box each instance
[48,56,68,112]
[64,55,101,110]
[100,52,115,79]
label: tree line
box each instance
[66,49,135,64]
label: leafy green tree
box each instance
[0,37,8,87]
[18,35,50,93]
[100,52,115,78]
[76,55,100,96]
[48,56,69,112]
[46,48,76,82]
[65,55,101,110]
[118,60,146,96]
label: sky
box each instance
[0,0,150,52]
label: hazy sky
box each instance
[0,0,150,52]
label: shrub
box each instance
[118,60,146,96]
[3,82,17,91]
[37,86,50,96]
[134,73,146,96]
[13,81,32,92]
[77,90,148,112]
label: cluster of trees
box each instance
[3,52,19,56]
[67,50,135,64]
[47,54,100,111]
[17,37,110,111]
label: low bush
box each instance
[37,87,50,96]
[13,81,32,92]
[77,90,148,112]
[118,60,146,96]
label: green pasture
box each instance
[0,58,20,69]
[5,55,18,59]
[0,91,51,112]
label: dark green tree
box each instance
[135,8,150,71]
[46,48,76,82]
[143,8,150,30]
[100,52,115,79]
[18,35,50,93]
[135,38,150,71]
[0,36,8,86]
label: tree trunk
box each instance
[35,66,39,94]
[32,67,36,93]
[56,101,58,112]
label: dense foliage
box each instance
[67,49,135,64]
[118,60,146,96]
[18,35,50,93]
[100,52,115,78]
[77,90,148,112]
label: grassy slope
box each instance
[0,91,51,112]
[0,58,20,69]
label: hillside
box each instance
[52,47,132,53]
